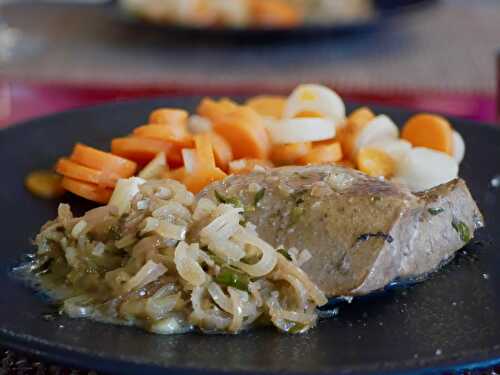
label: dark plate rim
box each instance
[1,96,500,375]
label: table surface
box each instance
[1,0,500,93]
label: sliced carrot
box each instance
[245,95,286,118]
[208,132,233,171]
[229,158,274,175]
[297,141,343,165]
[25,170,65,199]
[194,133,216,168]
[197,97,239,123]
[70,143,137,177]
[61,177,112,204]
[161,167,186,182]
[213,107,271,160]
[111,137,173,165]
[294,111,323,118]
[356,147,395,178]
[337,107,375,161]
[148,108,188,126]
[401,114,453,155]
[56,158,118,188]
[271,142,312,166]
[335,159,355,169]
[183,167,227,194]
[250,0,302,27]
[133,124,194,148]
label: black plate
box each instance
[115,0,437,39]
[1,97,499,375]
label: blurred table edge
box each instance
[0,79,497,128]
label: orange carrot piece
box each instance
[111,137,173,165]
[148,108,188,126]
[357,147,395,178]
[133,124,193,148]
[337,107,375,161]
[56,158,118,188]
[335,159,355,169]
[183,167,227,194]
[197,97,239,123]
[161,167,186,182]
[271,142,312,166]
[250,0,302,27]
[229,158,274,175]
[298,141,343,165]
[25,170,65,199]
[401,114,453,155]
[208,132,233,171]
[61,177,112,204]
[70,143,137,177]
[213,107,271,160]
[245,95,286,118]
[194,133,216,168]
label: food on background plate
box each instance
[120,0,374,29]
[21,83,481,336]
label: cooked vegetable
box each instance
[213,107,271,160]
[161,167,186,182]
[245,95,286,118]
[428,207,445,216]
[70,143,137,178]
[25,170,65,199]
[133,124,193,148]
[452,219,471,243]
[451,130,465,163]
[61,177,113,204]
[283,84,346,123]
[148,108,188,126]
[197,97,239,123]
[138,152,168,179]
[215,267,250,291]
[229,158,273,175]
[111,137,173,165]
[298,141,342,165]
[267,117,336,145]
[250,0,301,27]
[401,114,453,155]
[271,142,312,166]
[356,147,395,178]
[56,158,118,188]
[208,132,233,171]
[353,115,399,158]
[337,107,375,160]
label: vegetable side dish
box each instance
[21,84,482,336]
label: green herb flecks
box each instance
[452,219,471,243]
[214,190,242,208]
[215,267,250,291]
[290,206,304,226]
[288,322,307,334]
[277,248,292,261]
[253,188,266,207]
[428,207,445,216]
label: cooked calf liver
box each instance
[199,165,484,297]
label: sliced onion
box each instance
[138,151,167,179]
[227,287,245,332]
[368,139,412,162]
[193,198,217,221]
[152,201,191,221]
[284,84,346,122]
[200,207,243,242]
[188,115,213,134]
[208,282,233,313]
[174,241,207,286]
[452,130,465,163]
[393,147,459,192]
[123,260,167,292]
[191,286,231,331]
[233,230,277,277]
[267,117,336,145]
[109,177,146,216]
[354,115,399,156]
[181,148,198,174]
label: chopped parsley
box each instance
[277,248,292,261]
[214,190,242,207]
[215,267,250,291]
[452,220,471,243]
[253,188,266,207]
[428,207,445,216]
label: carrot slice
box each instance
[229,158,274,175]
[111,137,173,165]
[271,142,312,166]
[337,107,375,161]
[245,95,286,118]
[183,167,227,194]
[56,158,118,188]
[161,167,186,182]
[133,124,194,148]
[250,0,302,27]
[25,170,65,199]
[197,97,239,123]
[298,141,343,165]
[213,107,271,160]
[61,177,112,204]
[70,144,137,177]
[208,132,233,171]
[335,159,355,169]
[194,133,216,168]
[401,114,453,155]
[357,147,395,178]
[148,108,188,126]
